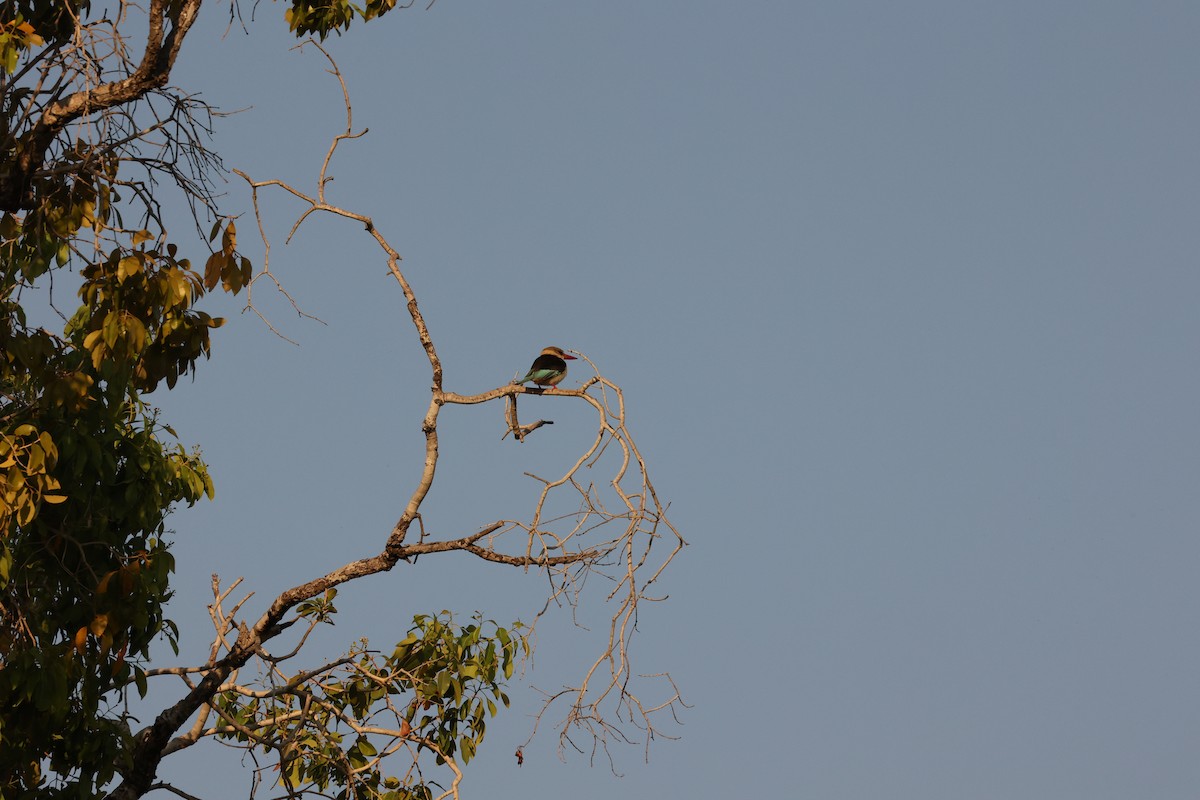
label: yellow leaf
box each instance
[102,312,120,347]
[117,255,141,282]
[203,252,224,291]
[6,468,25,491]
[74,626,88,653]
[26,444,43,474]
[221,221,237,256]
[80,199,97,230]
[37,431,56,461]
[124,316,147,353]
[131,229,153,246]
[16,22,43,45]
[42,494,67,504]
[89,613,108,637]
[167,269,190,305]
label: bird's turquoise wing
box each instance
[520,368,562,384]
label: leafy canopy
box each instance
[0,164,234,796]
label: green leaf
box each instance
[460,736,475,764]
[102,312,120,347]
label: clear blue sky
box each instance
[141,3,1200,798]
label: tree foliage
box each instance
[210,605,528,798]
[0,1,684,798]
[0,65,228,798]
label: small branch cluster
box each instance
[442,369,687,767]
[0,0,223,234]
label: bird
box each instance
[514,346,576,391]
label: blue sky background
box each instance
[130,2,1200,798]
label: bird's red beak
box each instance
[563,353,577,360]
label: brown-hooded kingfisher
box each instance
[514,346,576,391]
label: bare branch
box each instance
[146,782,207,800]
